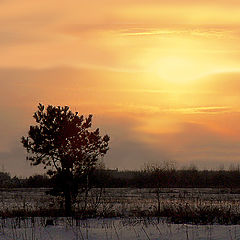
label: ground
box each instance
[0,218,240,240]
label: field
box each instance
[1,217,240,240]
[1,188,240,239]
[1,188,240,220]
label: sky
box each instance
[1,0,240,176]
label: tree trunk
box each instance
[84,174,89,211]
[64,188,72,216]
[63,168,73,216]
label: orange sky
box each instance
[1,0,240,175]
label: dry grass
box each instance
[1,188,240,224]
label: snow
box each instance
[0,217,240,240]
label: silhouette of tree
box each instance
[21,103,110,215]
[144,161,176,216]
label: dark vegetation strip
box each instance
[2,168,240,189]
[1,204,240,225]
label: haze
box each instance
[1,0,240,176]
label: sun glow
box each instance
[149,56,205,83]
[2,0,240,174]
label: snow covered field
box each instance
[0,188,240,239]
[1,188,240,216]
[0,217,240,240]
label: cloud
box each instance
[95,111,240,170]
[1,0,240,175]
[95,114,173,170]
[1,67,240,175]
[168,106,234,114]
[1,2,240,72]
[62,23,238,39]
[144,122,240,168]
[119,27,230,39]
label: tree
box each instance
[21,103,110,215]
[144,160,176,217]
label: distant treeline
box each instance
[1,168,240,188]
[0,172,50,188]
[94,168,240,189]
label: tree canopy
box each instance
[21,103,110,214]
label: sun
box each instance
[149,56,208,83]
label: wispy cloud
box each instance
[63,24,237,39]
[169,106,234,114]
[119,27,230,39]
[108,104,235,116]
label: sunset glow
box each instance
[1,0,240,175]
